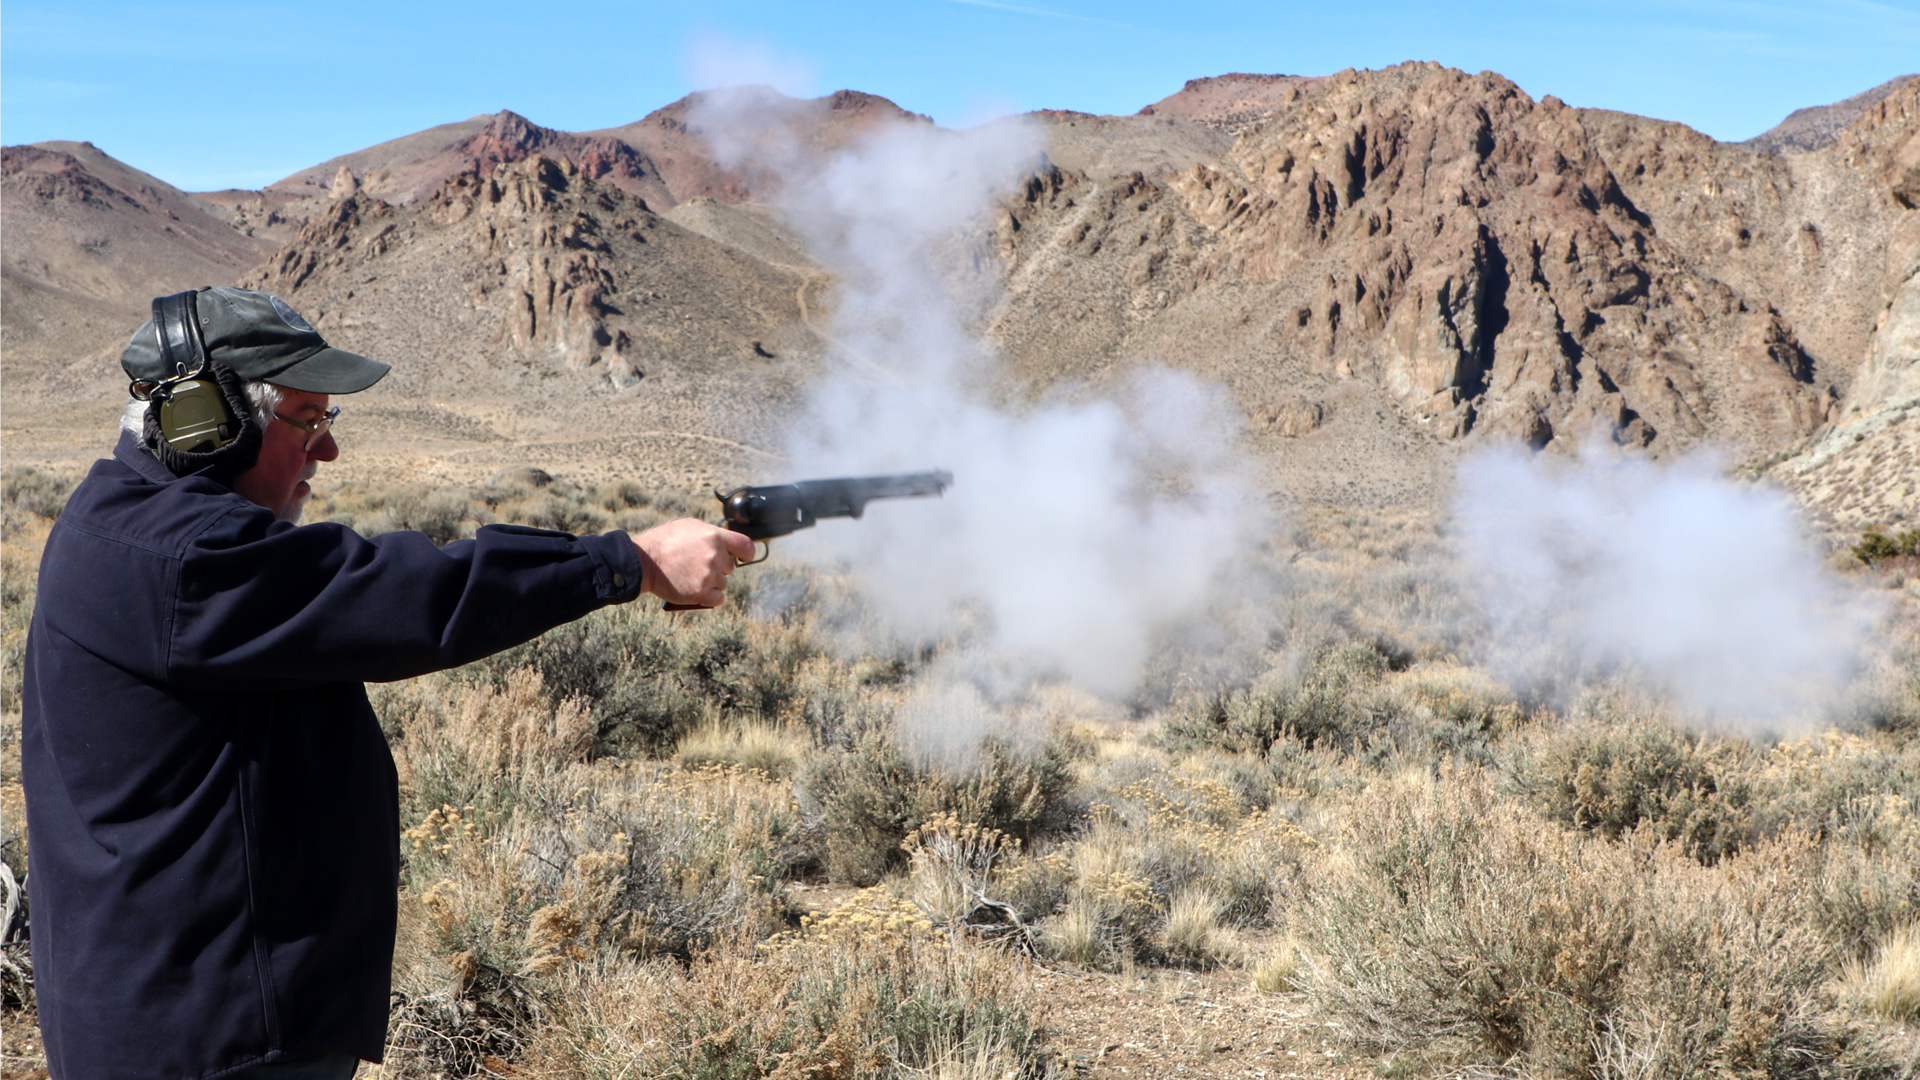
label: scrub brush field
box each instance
[3,466,1919,1080]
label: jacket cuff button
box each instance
[612,573,627,588]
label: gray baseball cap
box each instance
[120,286,390,394]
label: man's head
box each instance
[120,287,387,520]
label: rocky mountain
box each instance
[1137,73,1319,134]
[1,142,275,383]
[1767,82,1920,530]
[1744,75,1918,156]
[265,90,929,213]
[986,65,1919,523]
[228,153,823,492]
[268,110,675,209]
[582,88,932,208]
[3,70,1914,530]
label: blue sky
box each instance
[4,0,1916,193]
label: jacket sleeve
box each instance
[165,512,645,690]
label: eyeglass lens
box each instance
[305,408,338,450]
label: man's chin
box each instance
[278,491,311,523]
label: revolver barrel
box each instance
[718,470,953,543]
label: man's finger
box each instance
[721,530,757,565]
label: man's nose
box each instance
[309,430,340,462]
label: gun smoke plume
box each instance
[1454,445,1877,734]
[687,62,1269,713]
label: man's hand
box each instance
[631,518,757,608]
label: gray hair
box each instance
[120,381,283,438]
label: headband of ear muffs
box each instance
[139,291,263,483]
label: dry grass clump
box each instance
[1162,885,1237,968]
[675,718,816,778]
[375,667,803,1075]
[1248,935,1303,994]
[385,758,798,1075]
[1840,923,1920,1024]
[904,814,1022,938]
[1507,710,1759,865]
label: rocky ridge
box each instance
[233,153,819,493]
[1,141,274,384]
[1743,74,1918,156]
[1767,78,1920,529]
[270,110,676,209]
[1137,73,1320,134]
[998,67,1857,465]
[3,68,1915,529]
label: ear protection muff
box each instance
[131,290,240,454]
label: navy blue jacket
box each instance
[22,434,642,1078]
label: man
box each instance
[20,286,754,1078]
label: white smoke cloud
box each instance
[1455,445,1877,732]
[684,35,817,99]
[688,50,1270,706]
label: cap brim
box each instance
[263,346,390,394]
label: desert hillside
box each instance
[2,64,1914,530]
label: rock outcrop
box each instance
[246,153,814,394]
[993,64,1853,470]
[1769,78,1920,530]
[269,110,677,209]
[230,153,819,495]
[1137,73,1319,134]
[1743,74,1918,156]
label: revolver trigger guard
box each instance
[737,540,771,567]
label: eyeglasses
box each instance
[273,406,340,451]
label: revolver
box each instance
[716,469,954,564]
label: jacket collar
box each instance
[114,429,194,486]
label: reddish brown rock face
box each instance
[996,63,1920,471]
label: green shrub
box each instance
[1162,642,1394,755]
[458,602,819,758]
[1854,529,1920,564]
[1300,774,1878,1078]
[2,465,76,528]
[1511,718,1757,865]
[351,486,479,545]
[797,715,1076,885]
